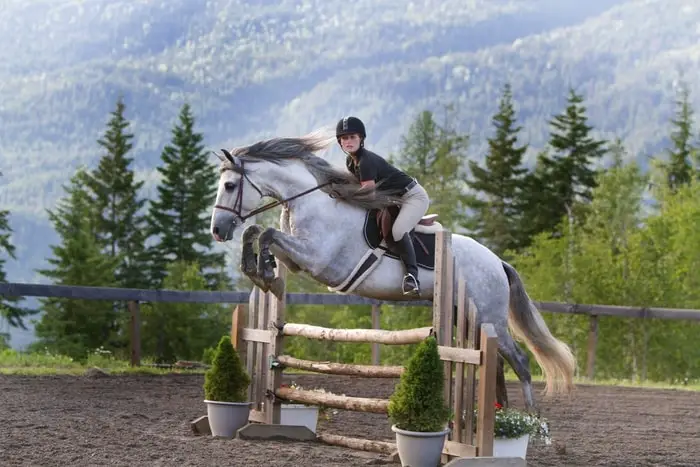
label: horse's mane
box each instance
[222,129,403,210]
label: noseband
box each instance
[214,149,332,226]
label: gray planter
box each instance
[392,424,451,467]
[204,400,251,438]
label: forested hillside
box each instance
[1,0,699,379]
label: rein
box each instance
[213,159,332,223]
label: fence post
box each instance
[586,314,598,380]
[127,300,141,367]
[371,304,380,365]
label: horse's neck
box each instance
[266,162,335,227]
[266,162,362,236]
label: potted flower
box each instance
[388,335,452,467]
[490,403,552,458]
[203,335,252,438]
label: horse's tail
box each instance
[502,261,577,396]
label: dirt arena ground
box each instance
[1,372,698,466]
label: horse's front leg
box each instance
[257,227,320,299]
[240,224,269,291]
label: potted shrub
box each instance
[203,335,252,438]
[388,335,452,467]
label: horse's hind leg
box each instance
[498,332,535,412]
[453,305,510,409]
[496,354,509,407]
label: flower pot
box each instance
[280,403,319,433]
[391,424,450,467]
[204,399,251,438]
[493,433,530,458]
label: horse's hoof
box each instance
[258,264,276,283]
[251,276,269,292]
[269,277,285,300]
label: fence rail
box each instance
[3,281,700,379]
[4,282,700,318]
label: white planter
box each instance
[204,400,251,438]
[280,403,319,433]
[391,424,450,467]
[493,433,530,458]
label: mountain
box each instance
[1,0,699,348]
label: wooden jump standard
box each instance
[231,229,498,462]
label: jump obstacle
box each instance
[228,229,499,461]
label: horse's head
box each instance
[210,148,266,242]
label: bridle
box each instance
[213,149,332,226]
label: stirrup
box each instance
[402,273,420,296]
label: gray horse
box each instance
[209,129,576,411]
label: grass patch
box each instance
[0,348,206,376]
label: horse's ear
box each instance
[213,150,225,162]
[221,149,235,164]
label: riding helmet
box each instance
[336,116,366,139]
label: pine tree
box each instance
[146,103,229,289]
[517,150,554,245]
[389,106,470,230]
[0,170,34,330]
[663,83,695,191]
[33,169,120,360]
[464,83,529,256]
[522,88,607,239]
[81,96,149,289]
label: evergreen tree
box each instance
[33,169,120,360]
[463,83,529,256]
[517,150,554,247]
[146,103,229,289]
[81,96,149,288]
[389,106,470,230]
[0,170,34,330]
[662,83,695,190]
[521,88,607,239]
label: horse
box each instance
[209,129,576,412]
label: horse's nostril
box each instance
[213,226,219,234]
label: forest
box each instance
[1,79,699,385]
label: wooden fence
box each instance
[2,282,700,379]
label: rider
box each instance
[335,116,430,296]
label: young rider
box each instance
[335,116,430,296]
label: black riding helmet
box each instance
[336,116,366,142]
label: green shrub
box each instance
[203,335,250,402]
[202,346,215,365]
[388,335,451,432]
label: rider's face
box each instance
[340,133,361,154]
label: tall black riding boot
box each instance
[396,232,420,296]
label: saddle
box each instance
[329,204,442,294]
[375,204,439,254]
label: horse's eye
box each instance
[224,182,236,191]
